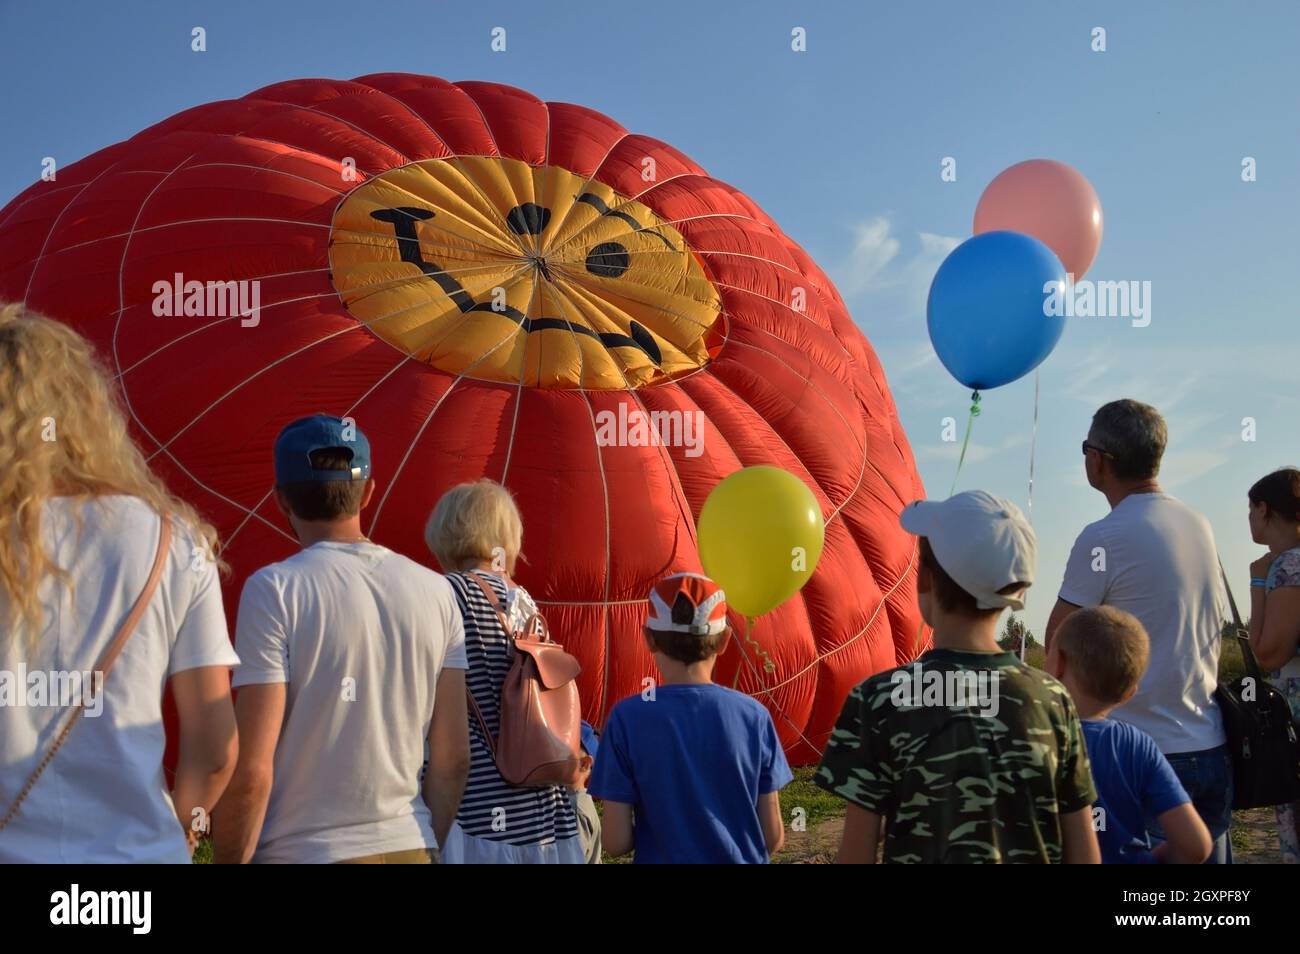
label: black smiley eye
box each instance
[586,242,629,278]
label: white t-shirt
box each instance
[1059,492,1226,753]
[232,541,467,864]
[0,495,238,863]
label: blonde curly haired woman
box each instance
[0,303,239,863]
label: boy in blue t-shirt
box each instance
[1049,606,1213,864]
[588,572,792,863]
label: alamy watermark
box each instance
[151,273,261,327]
[594,405,704,457]
[1044,274,1151,328]
[0,666,104,716]
[50,884,150,934]
[890,663,1001,717]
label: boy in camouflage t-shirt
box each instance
[817,492,1099,864]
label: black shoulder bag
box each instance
[1214,561,1300,809]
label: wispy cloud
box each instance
[835,217,900,296]
[1060,345,1113,402]
[875,339,940,377]
[915,431,1030,465]
[830,215,960,317]
[1168,409,1221,441]
[916,232,961,267]
[1160,445,1233,489]
[1061,340,1297,416]
[831,215,960,400]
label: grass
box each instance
[781,765,844,829]
[1229,817,1251,852]
[1219,632,1249,684]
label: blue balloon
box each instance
[926,230,1067,390]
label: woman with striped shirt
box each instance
[424,479,583,864]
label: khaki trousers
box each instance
[336,847,439,864]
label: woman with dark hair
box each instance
[1247,466,1300,863]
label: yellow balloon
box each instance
[697,466,826,618]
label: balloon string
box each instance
[1027,370,1040,520]
[948,390,981,495]
[731,616,775,689]
[913,619,929,658]
[1020,370,1041,664]
[731,617,744,689]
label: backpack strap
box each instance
[466,686,498,761]
[467,570,514,637]
[463,571,513,757]
[462,571,555,758]
[0,513,172,833]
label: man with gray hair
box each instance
[1045,399,1232,862]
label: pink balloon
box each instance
[974,159,1103,279]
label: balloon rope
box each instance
[1028,369,1040,520]
[948,390,982,495]
[1021,370,1041,664]
[731,617,745,689]
[731,616,775,689]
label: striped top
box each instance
[447,571,578,846]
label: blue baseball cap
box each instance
[274,415,372,484]
[580,721,599,758]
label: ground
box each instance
[773,764,1281,863]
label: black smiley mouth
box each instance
[367,203,664,365]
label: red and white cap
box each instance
[646,573,729,636]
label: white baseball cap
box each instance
[899,490,1036,610]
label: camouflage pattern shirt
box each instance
[815,648,1096,863]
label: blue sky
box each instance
[2,0,1296,637]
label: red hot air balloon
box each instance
[0,75,926,763]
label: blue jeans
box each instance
[1146,744,1233,864]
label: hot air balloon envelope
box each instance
[0,74,927,762]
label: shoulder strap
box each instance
[463,571,511,757]
[1218,557,1266,686]
[466,686,498,760]
[0,514,172,833]
[467,570,514,636]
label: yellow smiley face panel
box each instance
[328,156,725,390]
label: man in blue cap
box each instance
[213,415,471,864]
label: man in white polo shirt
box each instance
[1045,399,1231,863]
[213,415,470,863]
